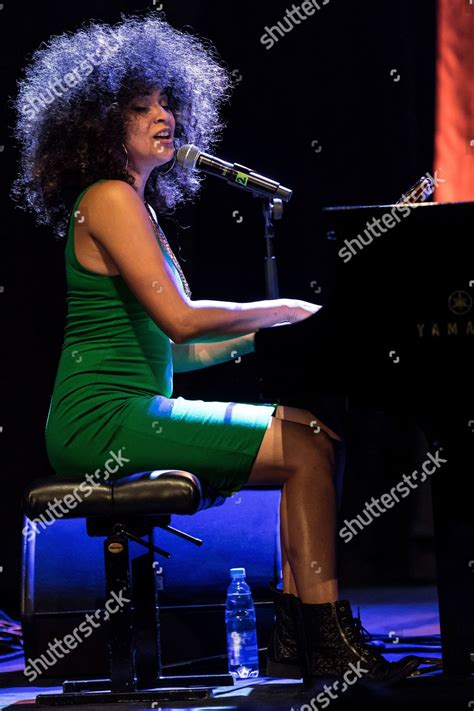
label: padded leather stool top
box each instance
[23,470,227,519]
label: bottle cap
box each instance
[230,567,246,577]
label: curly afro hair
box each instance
[10,10,234,238]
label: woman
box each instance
[11,12,421,684]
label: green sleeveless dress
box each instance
[44,180,279,497]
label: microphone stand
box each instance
[255,195,284,299]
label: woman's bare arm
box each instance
[171,332,255,372]
[84,180,318,343]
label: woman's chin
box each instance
[153,147,175,163]
[150,156,175,173]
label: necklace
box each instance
[145,204,192,298]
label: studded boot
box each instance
[296,598,422,685]
[265,582,303,678]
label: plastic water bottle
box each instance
[225,567,259,679]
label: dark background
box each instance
[0,0,437,614]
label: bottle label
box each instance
[227,630,259,666]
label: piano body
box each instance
[255,201,474,676]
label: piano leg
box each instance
[426,416,474,676]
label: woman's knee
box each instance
[248,417,335,485]
[288,428,336,477]
[275,404,344,444]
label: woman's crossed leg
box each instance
[247,404,344,603]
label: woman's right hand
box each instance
[272,298,323,326]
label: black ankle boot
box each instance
[265,582,303,678]
[297,598,422,685]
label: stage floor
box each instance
[1,586,472,710]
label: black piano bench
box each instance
[22,470,234,706]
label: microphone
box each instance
[176,144,293,202]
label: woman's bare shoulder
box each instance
[80,180,143,227]
[84,179,138,203]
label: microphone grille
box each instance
[176,144,201,169]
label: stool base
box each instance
[36,674,234,705]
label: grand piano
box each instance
[255,200,474,676]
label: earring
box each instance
[121,143,129,170]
